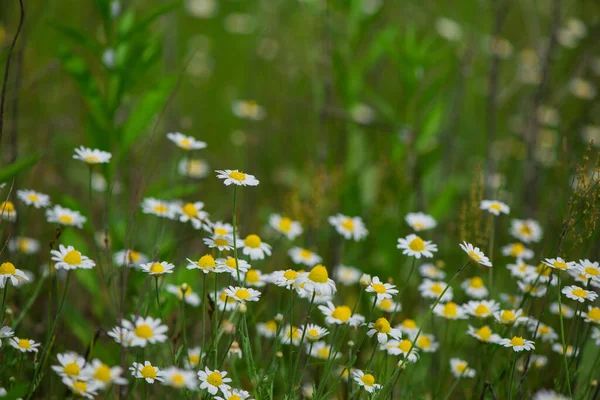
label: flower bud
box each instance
[360,274,372,287]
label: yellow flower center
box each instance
[379,299,393,310]
[456,363,467,373]
[182,203,198,218]
[489,203,502,211]
[18,338,31,349]
[398,339,412,353]
[289,326,301,340]
[470,277,484,288]
[189,354,200,365]
[468,251,481,261]
[308,329,319,337]
[17,239,29,252]
[214,227,228,236]
[94,364,112,382]
[134,324,153,339]
[73,381,88,393]
[228,171,246,181]
[402,319,416,329]
[588,307,600,321]
[443,302,458,317]
[0,201,15,213]
[265,320,277,332]
[331,306,351,322]
[474,304,490,316]
[519,223,533,236]
[371,283,387,294]
[63,362,80,376]
[536,264,551,277]
[501,310,516,322]
[430,283,443,294]
[64,250,82,265]
[172,373,185,386]
[317,347,330,358]
[573,288,587,298]
[244,234,262,248]
[341,218,354,231]
[278,217,292,232]
[153,204,168,214]
[539,325,550,335]
[510,243,526,257]
[207,371,223,386]
[228,396,241,400]
[553,261,568,270]
[0,262,16,275]
[128,251,141,263]
[141,365,157,379]
[219,291,229,302]
[198,255,216,270]
[214,237,229,247]
[361,374,375,386]
[417,336,431,348]
[84,155,100,163]
[150,263,164,273]
[245,270,260,283]
[308,265,329,283]
[27,194,39,202]
[180,139,192,149]
[374,317,391,334]
[585,267,600,276]
[283,269,299,280]
[234,288,251,300]
[300,249,313,259]
[510,336,525,346]
[477,326,492,340]
[59,215,73,224]
[408,237,426,252]
[413,222,425,230]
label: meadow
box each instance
[0,0,599,398]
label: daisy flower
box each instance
[562,285,598,303]
[530,355,548,369]
[204,235,236,252]
[241,269,265,287]
[186,254,218,274]
[295,265,337,297]
[166,283,201,307]
[257,320,278,339]
[575,259,600,281]
[419,279,453,302]
[0,326,14,346]
[205,221,234,237]
[73,146,111,164]
[161,367,197,389]
[288,247,322,267]
[419,263,446,279]
[308,341,337,360]
[62,378,101,399]
[405,212,437,231]
[510,219,543,243]
[0,262,29,288]
[434,302,468,320]
[215,169,259,186]
[461,276,488,299]
[459,241,492,267]
[480,200,510,216]
[107,326,134,347]
[528,322,558,342]
[241,234,272,260]
[9,337,40,353]
[269,269,300,289]
[113,249,148,268]
[376,298,401,313]
[178,158,209,179]
[352,370,382,393]
[450,358,476,378]
[216,257,250,277]
[582,306,600,324]
[304,324,328,342]
[542,257,577,272]
[224,286,261,303]
[334,265,362,286]
[367,317,402,344]
[83,359,127,388]
[122,316,168,347]
[501,243,534,259]
[198,367,232,395]
[397,234,437,258]
[141,198,176,219]
[232,99,266,120]
[216,389,254,400]
[397,319,419,336]
[318,302,364,326]
[183,347,203,369]
[552,343,578,357]
[130,361,164,383]
[46,205,86,228]
[517,281,547,297]
[17,189,50,208]
[8,237,40,254]
[507,260,536,279]
[467,325,501,343]
[366,276,398,301]
[414,334,439,353]
[51,352,86,379]
[384,339,419,363]
[494,309,528,326]
[269,214,303,240]
[550,302,574,318]
[499,293,523,308]
[280,325,303,346]
[166,132,207,150]
[177,201,208,229]
[51,245,96,270]
[464,300,500,319]
[328,214,368,241]
[498,336,535,352]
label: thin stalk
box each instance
[0,283,9,324]
[508,352,517,400]
[557,272,573,397]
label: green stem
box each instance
[508,352,517,400]
[0,283,9,324]
[557,272,573,397]
[201,273,207,352]
[290,291,316,392]
[488,215,495,293]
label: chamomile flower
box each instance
[140,261,175,276]
[185,347,204,369]
[288,247,322,266]
[517,281,547,297]
[224,286,261,303]
[83,359,127,388]
[550,302,574,318]
[562,285,598,302]
[257,320,279,338]
[62,378,101,399]
[167,132,207,150]
[494,309,528,326]
[528,322,558,342]
[0,262,29,288]
[52,352,86,378]
[498,336,535,352]
[216,257,250,277]
[376,298,401,313]
[507,260,536,279]
[397,234,438,258]
[269,269,300,289]
[205,221,234,236]
[405,212,437,231]
[241,234,272,260]
[178,158,210,179]
[385,339,419,363]
[334,265,362,286]
[9,337,40,353]
[419,279,453,302]
[434,302,468,320]
[141,198,176,219]
[533,389,570,400]
[552,343,578,357]
[51,245,96,270]
[16,189,50,208]
[530,355,548,369]
[308,341,337,360]
[240,269,265,287]
[461,276,488,299]
[177,202,208,229]
[166,283,201,306]
[204,235,236,252]
[414,334,439,353]
[73,146,112,164]
[198,367,233,395]
[269,214,303,240]
[280,325,303,346]
[295,265,337,296]
[366,276,398,300]
[46,205,86,228]
[450,358,476,378]
[318,302,364,326]
[499,293,523,308]
[107,327,134,347]
[459,241,492,267]
[542,257,577,272]
[467,325,501,343]
[397,319,419,336]
[480,200,510,216]
[122,316,168,347]
[576,259,600,282]
[0,326,14,346]
[304,324,328,342]
[367,317,402,344]
[582,306,600,324]
[510,219,543,243]
[211,289,237,312]
[328,214,368,241]
[501,243,534,260]
[130,361,164,383]
[162,367,197,389]
[8,237,40,254]
[464,300,500,319]
[232,100,266,120]
[352,370,382,393]
[113,249,149,267]
[215,169,259,186]
[419,263,446,279]
[216,389,253,400]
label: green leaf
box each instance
[49,22,102,53]
[121,2,180,40]
[416,101,444,153]
[0,152,43,182]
